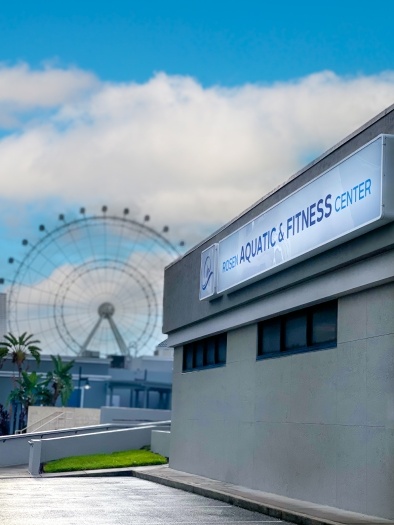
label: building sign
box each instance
[200,135,394,299]
[199,244,217,300]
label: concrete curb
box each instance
[128,469,338,525]
[127,468,394,525]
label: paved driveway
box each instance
[0,476,291,524]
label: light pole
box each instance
[77,366,91,408]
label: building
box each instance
[106,345,173,410]
[0,294,6,339]
[163,105,394,520]
[0,292,173,415]
[0,352,173,409]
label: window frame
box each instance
[257,301,337,360]
[182,332,227,372]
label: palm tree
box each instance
[0,347,7,369]
[8,371,47,408]
[0,404,10,435]
[46,355,75,406]
[0,332,42,378]
[0,333,43,433]
[8,371,51,430]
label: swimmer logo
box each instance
[202,256,213,290]
[199,244,217,300]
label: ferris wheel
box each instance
[0,207,184,358]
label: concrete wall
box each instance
[0,424,126,467]
[27,406,100,431]
[151,430,171,458]
[169,283,394,520]
[100,407,171,425]
[28,425,158,475]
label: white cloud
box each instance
[1,65,394,355]
[0,62,97,107]
[0,66,394,246]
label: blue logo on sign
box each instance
[201,255,213,291]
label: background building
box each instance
[0,339,173,434]
[163,105,394,520]
[0,352,173,410]
[0,294,6,339]
[106,342,173,410]
[0,287,173,433]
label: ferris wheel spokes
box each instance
[1,207,185,357]
[79,302,128,356]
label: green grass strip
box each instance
[43,449,168,473]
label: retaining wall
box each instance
[151,430,171,457]
[0,424,130,467]
[28,424,166,475]
[100,407,171,424]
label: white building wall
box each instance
[169,282,394,519]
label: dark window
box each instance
[217,334,227,364]
[110,355,125,369]
[284,313,307,350]
[206,339,216,366]
[184,345,194,371]
[311,303,337,345]
[195,341,205,368]
[182,333,227,372]
[258,301,337,359]
[258,319,281,356]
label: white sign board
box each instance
[199,244,217,300]
[199,135,394,299]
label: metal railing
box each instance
[16,411,73,434]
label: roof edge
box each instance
[166,102,394,269]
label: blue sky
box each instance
[1,1,393,85]
[0,1,393,354]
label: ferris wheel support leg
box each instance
[79,316,103,356]
[107,315,129,356]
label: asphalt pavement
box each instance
[0,470,289,525]
[1,465,393,525]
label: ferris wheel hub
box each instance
[98,302,115,318]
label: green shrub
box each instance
[43,449,167,473]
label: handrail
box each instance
[16,411,71,434]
